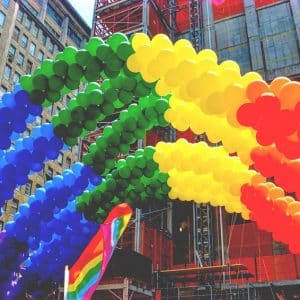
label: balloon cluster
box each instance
[0,163,101,297]
[241,182,300,253]
[83,96,169,175]
[251,146,300,198]
[20,33,135,107]
[0,123,64,212]
[0,87,42,150]
[127,33,261,165]
[237,79,300,159]
[7,201,98,299]
[77,146,170,222]
[153,138,253,216]
[52,72,155,146]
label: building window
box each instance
[13,72,20,85]
[21,34,28,48]
[8,44,16,62]
[2,0,10,8]
[46,167,53,181]
[0,11,6,27]
[25,60,32,73]
[16,8,24,22]
[25,16,32,30]
[17,52,24,67]
[66,157,71,169]
[32,23,39,38]
[37,50,44,62]
[0,220,3,231]
[22,0,38,16]
[46,4,63,26]
[57,152,63,165]
[25,180,32,196]
[41,33,47,46]
[67,27,82,47]
[12,26,20,41]
[48,40,54,53]
[3,64,11,81]
[29,42,36,56]
[10,198,19,214]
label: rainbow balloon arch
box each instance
[0,32,300,298]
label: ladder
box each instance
[189,0,203,51]
[193,203,214,266]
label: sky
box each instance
[69,0,95,27]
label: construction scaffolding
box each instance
[91,0,300,299]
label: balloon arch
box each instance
[0,32,300,298]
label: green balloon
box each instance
[65,78,80,90]
[86,57,104,74]
[111,120,123,133]
[103,125,113,136]
[53,124,67,138]
[83,119,97,131]
[85,104,101,120]
[67,122,82,138]
[29,89,45,105]
[46,90,60,103]
[155,98,170,114]
[89,89,104,105]
[137,115,149,129]
[103,67,119,78]
[136,156,146,168]
[104,88,118,103]
[144,146,155,159]
[93,150,105,163]
[53,60,68,77]
[119,166,131,179]
[71,106,85,122]
[105,158,115,169]
[96,44,113,61]
[51,115,60,126]
[62,46,77,64]
[32,74,48,90]
[103,103,114,116]
[76,49,91,67]
[122,63,137,76]
[48,75,64,91]
[122,116,136,132]
[68,63,83,81]
[119,143,130,153]
[134,128,146,139]
[85,37,104,56]
[58,109,71,125]
[119,90,133,105]
[67,98,79,110]
[77,92,89,107]
[106,54,123,72]
[135,82,150,97]
[110,77,123,89]
[86,82,101,92]
[107,32,128,52]
[144,106,158,121]
[20,75,33,92]
[116,41,134,61]
[40,59,54,76]
[122,77,137,91]
[113,99,124,109]
[106,178,116,191]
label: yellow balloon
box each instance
[197,49,218,63]
[132,33,151,51]
[126,54,140,73]
[151,34,173,50]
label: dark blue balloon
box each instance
[0,137,11,149]
[0,122,12,137]
[0,108,13,124]
[28,103,42,116]
[14,90,30,106]
[33,137,48,154]
[12,120,27,133]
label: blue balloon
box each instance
[19,203,30,217]
[28,103,42,116]
[26,115,35,123]
[0,122,13,137]
[41,123,54,139]
[0,137,11,149]
[63,172,75,187]
[2,93,15,108]
[72,162,84,176]
[12,120,27,133]
[13,84,23,93]
[23,136,34,151]
[52,175,64,188]
[14,90,30,107]
[35,188,46,202]
[10,132,19,140]
[33,137,48,154]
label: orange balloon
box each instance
[285,196,295,204]
[275,197,289,212]
[287,201,300,216]
[269,187,285,200]
[293,212,300,225]
[246,80,270,103]
[251,173,266,186]
[278,81,300,109]
[270,76,290,97]
[256,183,269,197]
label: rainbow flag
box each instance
[67,203,132,300]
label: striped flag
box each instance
[66,203,132,300]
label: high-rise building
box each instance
[0,0,91,228]
[92,1,300,299]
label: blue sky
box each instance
[69,0,95,27]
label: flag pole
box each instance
[64,265,69,300]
